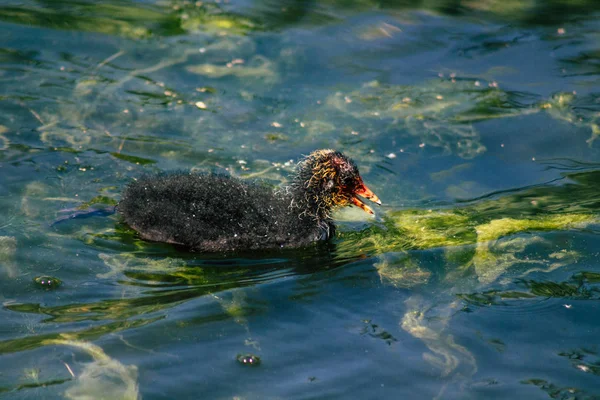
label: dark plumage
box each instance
[118,149,380,252]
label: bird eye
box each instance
[342,176,355,188]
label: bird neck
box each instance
[286,184,333,223]
[285,159,335,227]
[276,152,338,239]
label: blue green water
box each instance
[1,1,600,399]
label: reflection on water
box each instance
[1,0,600,398]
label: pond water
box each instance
[1,0,600,399]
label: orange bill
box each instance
[352,181,381,214]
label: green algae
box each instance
[0,236,17,279]
[186,55,278,83]
[374,252,431,288]
[0,317,162,356]
[574,271,600,283]
[0,125,8,150]
[110,152,156,165]
[458,290,537,306]
[475,214,591,242]
[76,195,118,210]
[180,12,260,35]
[368,167,600,385]
[319,77,600,161]
[0,0,263,39]
[212,289,257,327]
[392,210,476,248]
[400,295,476,380]
[349,211,593,277]
[539,92,600,146]
[472,236,547,284]
[0,3,157,39]
[98,253,194,282]
[42,339,139,400]
[323,79,523,158]
[341,210,594,285]
[20,181,51,218]
[338,167,599,285]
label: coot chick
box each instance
[119,149,380,252]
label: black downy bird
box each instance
[118,149,380,252]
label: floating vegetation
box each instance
[524,280,582,298]
[339,210,593,257]
[400,295,477,381]
[323,79,537,158]
[264,133,287,142]
[212,289,255,327]
[178,10,260,35]
[20,182,51,219]
[360,319,398,345]
[97,252,260,292]
[356,21,403,41]
[40,129,92,149]
[573,271,600,283]
[5,286,196,323]
[0,0,259,39]
[0,125,8,150]
[386,193,598,385]
[76,196,118,210]
[0,236,17,278]
[97,253,187,280]
[539,92,600,147]
[186,55,278,84]
[521,378,594,400]
[558,348,600,376]
[203,36,258,57]
[471,236,546,284]
[0,2,161,39]
[321,76,600,160]
[458,268,600,308]
[374,252,431,288]
[110,152,156,165]
[339,168,599,284]
[42,339,139,400]
[457,290,537,307]
[0,317,162,358]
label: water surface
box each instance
[1,0,600,399]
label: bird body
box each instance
[119,150,379,252]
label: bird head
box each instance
[292,149,381,217]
